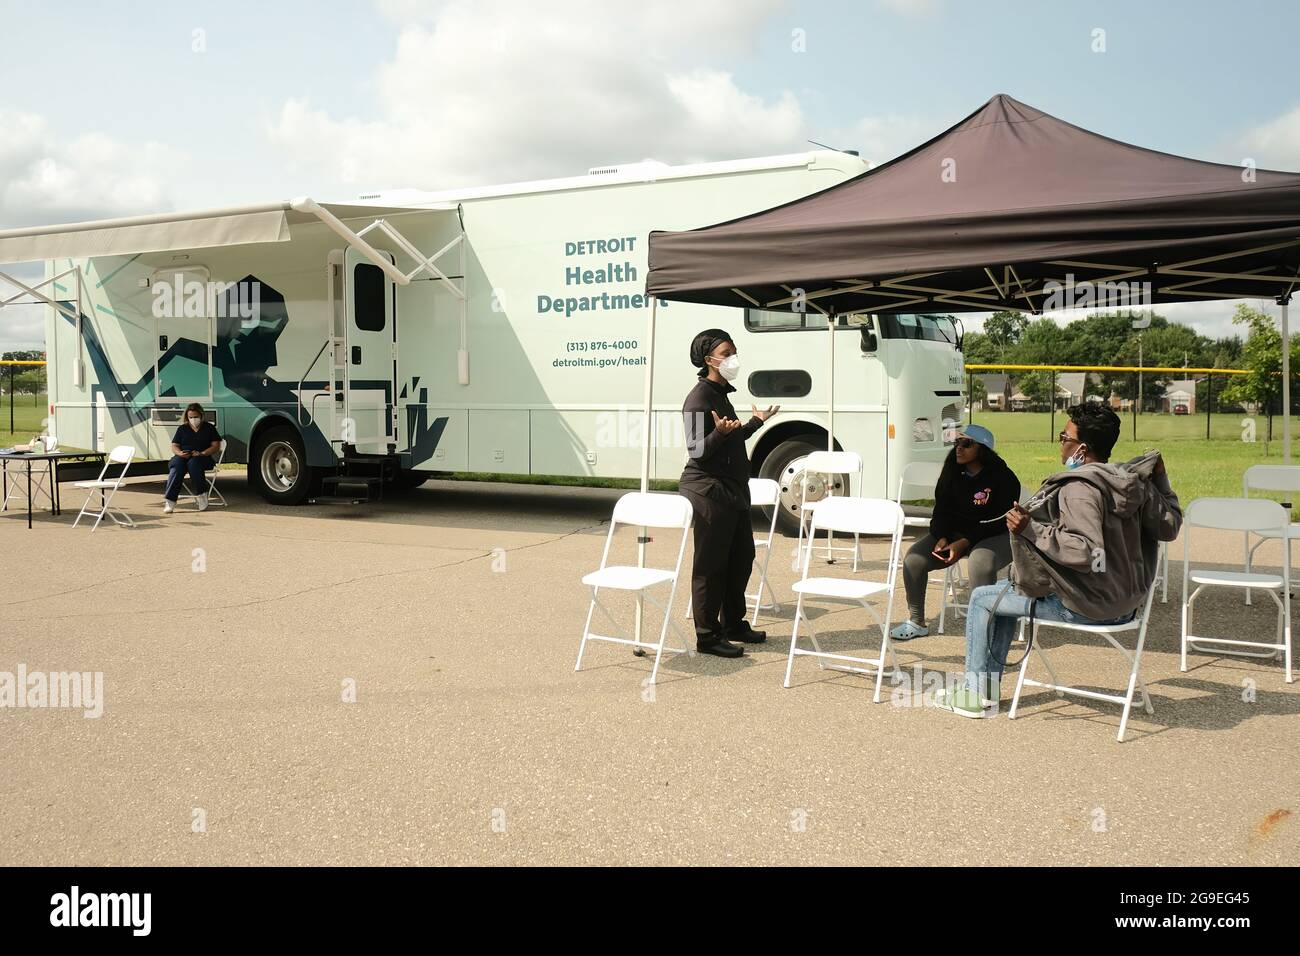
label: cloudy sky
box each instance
[2,0,1298,348]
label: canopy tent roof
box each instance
[0,200,450,264]
[646,94,1300,315]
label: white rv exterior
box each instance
[35,150,966,530]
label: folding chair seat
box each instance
[1008,584,1158,742]
[783,495,905,702]
[72,445,136,532]
[575,492,694,684]
[1181,496,1292,683]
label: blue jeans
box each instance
[963,581,1134,698]
[164,455,213,501]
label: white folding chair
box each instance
[795,450,865,571]
[1181,497,1292,684]
[746,477,783,624]
[894,459,943,534]
[177,438,228,507]
[576,492,694,684]
[72,445,136,532]
[1008,583,1158,743]
[1240,465,1300,606]
[783,496,905,702]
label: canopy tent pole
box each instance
[827,314,836,451]
[1283,296,1292,463]
[633,297,660,651]
[640,297,658,493]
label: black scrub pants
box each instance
[682,487,755,640]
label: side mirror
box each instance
[859,327,878,353]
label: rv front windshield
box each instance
[877,313,960,345]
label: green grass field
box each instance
[6,395,1297,509]
[0,391,48,449]
[970,411,1300,507]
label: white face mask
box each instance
[188,417,203,429]
[713,354,741,381]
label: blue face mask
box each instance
[1065,446,1086,469]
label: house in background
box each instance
[979,373,1012,410]
[1161,378,1198,414]
[1055,372,1088,408]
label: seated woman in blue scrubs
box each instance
[163,402,222,513]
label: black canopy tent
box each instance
[641,93,1300,480]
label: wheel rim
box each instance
[777,454,845,518]
[260,440,300,492]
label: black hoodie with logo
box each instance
[929,458,1021,545]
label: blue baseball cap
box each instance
[955,424,996,451]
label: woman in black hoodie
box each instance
[890,425,1020,640]
[678,329,779,658]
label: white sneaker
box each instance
[197,494,210,512]
[163,500,175,514]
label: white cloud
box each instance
[1239,104,1300,172]
[266,0,810,193]
[0,111,184,230]
[828,112,935,166]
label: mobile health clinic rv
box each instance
[0,150,965,533]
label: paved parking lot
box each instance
[1,474,1296,865]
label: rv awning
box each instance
[0,200,423,264]
[646,94,1300,314]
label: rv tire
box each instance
[250,424,313,505]
[759,436,825,538]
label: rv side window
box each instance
[744,308,847,332]
[353,263,386,332]
[748,370,812,398]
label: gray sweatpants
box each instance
[902,532,1013,625]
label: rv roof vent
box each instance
[587,159,671,177]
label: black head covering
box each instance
[689,328,734,377]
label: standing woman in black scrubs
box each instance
[679,329,779,658]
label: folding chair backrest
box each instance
[747,477,780,507]
[809,495,903,538]
[895,459,943,502]
[1186,496,1288,534]
[108,445,135,466]
[1243,464,1300,496]
[214,439,228,466]
[611,492,692,530]
[803,451,862,477]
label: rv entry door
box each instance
[343,247,397,453]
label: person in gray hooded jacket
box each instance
[937,401,1182,718]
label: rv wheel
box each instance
[759,436,837,538]
[250,425,313,505]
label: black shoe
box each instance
[723,625,767,644]
[696,637,745,658]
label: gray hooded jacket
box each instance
[1011,450,1182,619]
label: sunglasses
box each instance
[1058,431,1081,445]
[954,438,979,449]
